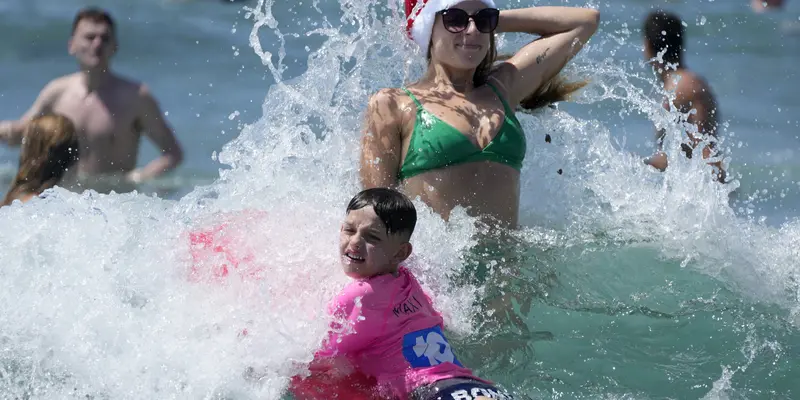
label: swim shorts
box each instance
[411,377,516,400]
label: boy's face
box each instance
[339,206,411,279]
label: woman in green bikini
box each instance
[360,0,599,227]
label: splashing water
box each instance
[1,0,799,399]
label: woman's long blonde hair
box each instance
[494,54,588,112]
[2,114,80,206]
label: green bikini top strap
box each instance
[401,87,423,111]
[486,81,514,115]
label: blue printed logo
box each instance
[402,326,462,368]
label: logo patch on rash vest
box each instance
[402,326,461,368]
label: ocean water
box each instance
[1,0,799,399]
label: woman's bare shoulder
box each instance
[366,87,416,126]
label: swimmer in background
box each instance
[2,114,79,206]
[290,188,519,400]
[642,10,727,183]
[751,0,785,12]
[0,7,183,194]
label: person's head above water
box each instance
[360,2,598,226]
[643,10,684,67]
[69,7,117,72]
[406,0,499,86]
[2,114,80,206]
[405,0,587,111]
[340,188,417,279]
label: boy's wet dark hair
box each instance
[346,188,417,239]
[643,10,684,65]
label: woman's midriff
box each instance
[401,161,520,227]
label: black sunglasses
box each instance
[438,8,500,34]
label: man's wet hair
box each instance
[72,7,116,36]
[643,10,684,65]
[346,188,417,239]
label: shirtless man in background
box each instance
[0,8,183,193]
[642,10,726,183]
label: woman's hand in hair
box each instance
[491,7,600,106]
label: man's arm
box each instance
[654,99,670,150]
[647,75,724,175]
[128,85,184,183]
[0,81,61,146]
[672,76,720,156]
[677,82,726,181]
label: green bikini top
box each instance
[398,82,526,181]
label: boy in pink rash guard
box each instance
[293,188,516,400]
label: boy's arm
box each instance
[289,293,379,399]
[316,294,375,357]
[290,357,377,400]
[306,354,357,377]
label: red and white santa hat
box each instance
[405,0,497,54]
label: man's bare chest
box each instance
[52,91,139,143]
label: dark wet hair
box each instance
[72,7,116,36]
[643,10,684,65]
[346,188,417,239]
